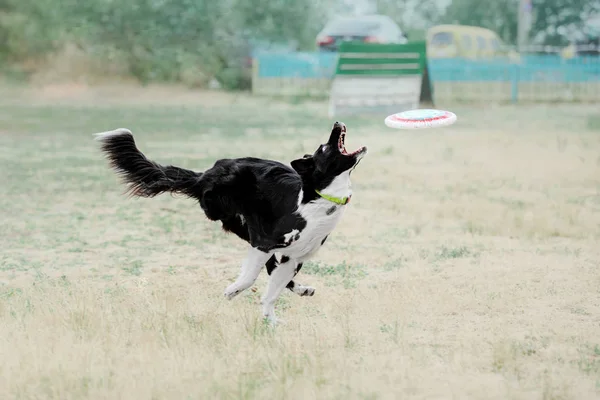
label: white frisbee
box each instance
[384,109,457,129]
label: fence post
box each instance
[511,63,519,103]
[251,56,259,94]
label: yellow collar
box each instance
[315,189,351,205]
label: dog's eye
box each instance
[321,145,328,152]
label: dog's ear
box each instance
[291,156,315,175]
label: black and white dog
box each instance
[95,121,367,323]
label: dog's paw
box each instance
[224,283,243,300]
[282,229,300,245]
[263,314,285,326]
[294,285,315,297]
[300,286,315,297]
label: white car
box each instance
[316,14,408,52]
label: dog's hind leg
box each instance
[224,247,271,300]
[261,257,299,324]
[266,256,315,297]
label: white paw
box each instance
[263,314,285,326]
[224,283,243,300]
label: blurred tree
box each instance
[372,0,410,22]
[440,0,519,44]
[0,0,384,87]
[373,0,444,36]
[440,0,600,46]
[0,0,62,64]
[52,0,328,86]
[235,0,331,50]
[530,0,600,45]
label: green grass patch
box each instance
[587,115,600,131]
[302,260,367,289]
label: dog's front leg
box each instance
[224,246,271,300]
[261,257,298,324]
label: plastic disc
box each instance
[384,109,457,129]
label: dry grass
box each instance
[1,83,600,399]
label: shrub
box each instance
[0,0,330,89]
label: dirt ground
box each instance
[1,83,599,399]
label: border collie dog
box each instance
[95,121,367,323]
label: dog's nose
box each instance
[333,121,346,132]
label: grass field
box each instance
[1,83,600,399]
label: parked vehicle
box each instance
[316,14,408,52]
[426,24,520,62]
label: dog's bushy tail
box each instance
[95,128,203,199]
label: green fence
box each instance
[328,41,428,116]
[334,41,427,76]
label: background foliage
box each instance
[441,0,600,46]
[0,0,333,87]
[0,0,598,88]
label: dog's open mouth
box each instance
[337,126,366,156]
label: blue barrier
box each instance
[254,51,600,83]
[428,57,600,83]
[255,51,338,79]
[427,59,513,82]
